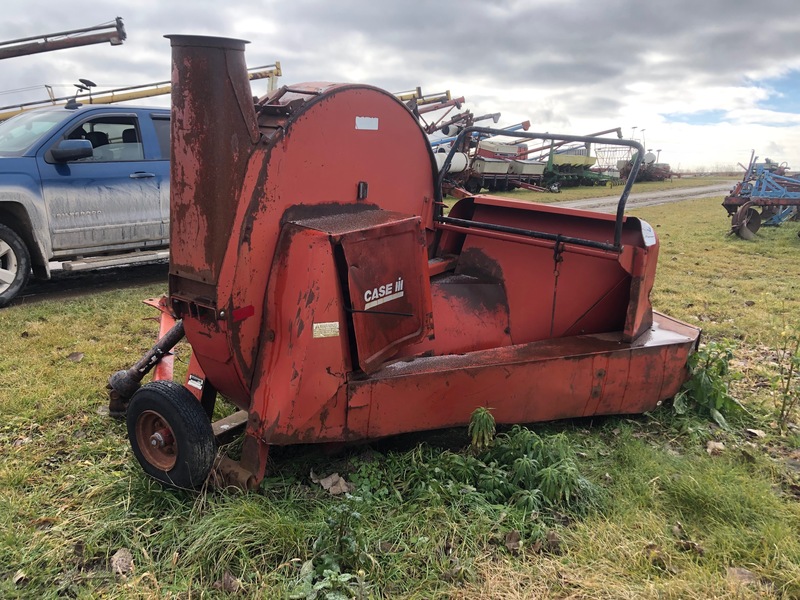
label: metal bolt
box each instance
[150,432,165,447]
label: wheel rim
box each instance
[733,201,761,239]
[743,207,762,233]
[135,410,178,470]
[0,239,19,295]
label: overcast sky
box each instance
[2,0,799,171]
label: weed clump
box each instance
[468,407,496,451]
[773,325,800,431]
[400,417,602,517]
[316,418,603,596]
[673,341,744,427]
[288,495,371,599]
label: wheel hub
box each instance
[0,239,19,295]
[149,427,174,448]
[136,410,177,470]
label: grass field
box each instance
[0,194,798,598]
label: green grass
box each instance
[632,197,799,348]
[1,195,799,598]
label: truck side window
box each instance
[152,118,170,160]
[63,116,144,162]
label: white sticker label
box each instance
[313,321,340,338]
[355,116,379,130]
[640,220,657,246]
[187,374,204,390]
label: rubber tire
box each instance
[0,223,31,308]
[126,380,216,489]
[464,179,481,194]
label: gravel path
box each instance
[558,181,737,213]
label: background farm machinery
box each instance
[405,87,634,196]
[0,63,283,121]
[0,18,126,60]
[436,126,626,195]
[619,151,672,182]
[394,90,540,194]
[534,130,626,190]
[439,124,553,194]
[724,154,800,239]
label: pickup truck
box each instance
[0,103,170,306]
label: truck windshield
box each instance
[0,110,66,156]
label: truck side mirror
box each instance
[51,139,93,162]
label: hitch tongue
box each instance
[107,320,185,418]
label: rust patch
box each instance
[280,202,380,226]
[434,274,508,314]
[454,247,504,282]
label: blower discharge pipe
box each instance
[165,35,260,300]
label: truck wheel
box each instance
[127,380,216,489]
[0,224,31,308]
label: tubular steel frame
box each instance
[435,127,645,249]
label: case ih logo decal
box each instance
[363,277,404,310]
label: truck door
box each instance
[36,113,165,253]
[147,114,171,244]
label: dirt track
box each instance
[558,181,736,213]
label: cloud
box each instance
[1,0,799,169]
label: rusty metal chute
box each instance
[110,35,700,491]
